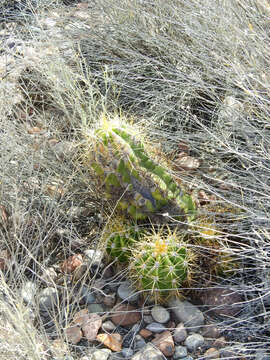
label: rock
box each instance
[102,320,116,332]
[168,298,204,331]
[212,337,226,349]
[21,281,37,305]
[84,249,104,270]
[203,347,220,359]
[184,334,204,352]
[51,338,69,358]
[40,267,57,286]
[202,324,221,339]
[72,309,89,326]
[255,351,270,360]
[121,348,134,358]
[134,335,146,350]
[88,303,105,314]
[111,304,141,326]
[131,343,164,360]
[152,330,175,357]
[61,254,83,274]
[173,345,188,359]
[91,349,112,360]
[143,314,154,324]
[103,293,116,307]
[151,305,170,324]
[96,333,122,352]
[80,286,96,304]
[199,288,243,317]
[173,323,187,343]
[174,153,201,171]
[146,322,166,333]
[65,326,82,344]
[117,281,140,303]
[39,287,58,311]
[72,264,88,282]
[139,329,153,339]
[81,313,102,341]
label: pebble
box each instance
[84,249,104,270]
[203,347,220,359]
[151,305,170,324]
[64,326,82,345]
[81,286,96,304]
[131,343,164,360]
[91,349,112,360]
[111,304,141,326]
[81,313,102,341]
[168,298,204,331]
[39,287,58,312]
[102,320,116,332]
[96,333,122,352]
[184,334,205,352]
[139,329,153,339]
[117,281,140,303]
[146,322,166,333]
[143,314,154,324]
[21,281,37,305]
[88,303,105,314]
[134,335,146,350]
[152,330,175,357]
[173,345,188,359]
[173,323,187,343]
[121,347,134,358]
[202,324,221,339]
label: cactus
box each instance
[100,215,142,263]
[89,115,197,222]
[128,227,195,301]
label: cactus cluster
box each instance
[90,115,196,222]
[85,115,239,300]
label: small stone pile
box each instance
[16,249,248,360]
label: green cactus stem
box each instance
[89,116,197,223]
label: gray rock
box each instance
[131,343,164,360]
[181,357,193,360]
[134,335,146,350]
[81,286,96,304]
[146,322,166,333]
[143,314,154,324]
[255,352,270,360]
[151,305,170,324]
[84,249,104,270]
[92,349,112,360]
[121,348,134,358]
[184,334,204,352]
[21,281,37,305]
[39,287,58,311]
[173,323,187,343]
[173,346,188,359]
[117,281,139,303]
[102,320,116,332]
[88,303,105,314]
[168,298,204,331]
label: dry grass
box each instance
[0,0,270,358]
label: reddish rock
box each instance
[72,309,89,326]
[199,287,243,317]
[65,326,82,344]
[110,304,141,326]
[81,313,102,341]
[96,333,122,352]
[152,330,175,357]
[139,328,153,339]
[61,254,83,274]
